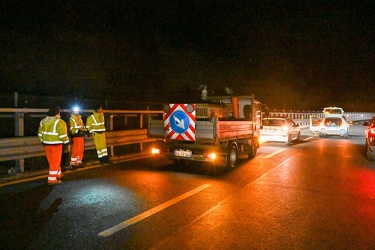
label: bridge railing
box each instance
[0,108,164,173]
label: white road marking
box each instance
[263,148,286,158]
[303,136,314,141]
[150,156,295,249]
[98,183,212,237]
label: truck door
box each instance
[310,115,321,135]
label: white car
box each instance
[318,116,349,138]
[310,107,350,138]
[260,117,300,146]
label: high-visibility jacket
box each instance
[86,111,106,133]
[69,114,86,136]
[38,116,69,144]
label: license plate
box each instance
[174,150,192,157]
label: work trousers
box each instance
[92,132,108,159]
[44,144,63,184]
[70,136,84,166]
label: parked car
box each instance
[260,117,300,146]
[319,116,349,138]
[363,116,375,161]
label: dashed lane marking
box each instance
[263,148,287,158]
[98,183,212,237]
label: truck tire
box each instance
[247,140,257,159]
[227,144,237,169]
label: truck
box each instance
[148,95,267,170]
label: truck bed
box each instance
[149,117,254,142]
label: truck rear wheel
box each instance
[227,144,237,169]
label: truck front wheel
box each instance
[227,144,237,169]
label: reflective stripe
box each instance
[42,131,59,136]
[43,141,65,144]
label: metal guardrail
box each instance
[0,108,164,173]
[0,129,156,162]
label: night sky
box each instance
[1,0,374,111]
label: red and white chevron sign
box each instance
[163,104,196,141]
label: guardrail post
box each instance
[109,113,114,157]
[140,114,144,152]
[15,112,25,172]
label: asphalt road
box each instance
[1,122,375,249]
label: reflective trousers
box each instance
[70,136,84,166]
[92,132,108,159]
[44,144,63,184]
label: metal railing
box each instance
[0,108,164,173]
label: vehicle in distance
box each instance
[363,115,375,161]
[310,107,349,138]
[260,117,300,146]
[319,116,349,138]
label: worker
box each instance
[68,106,86,170]
[38,106,69,185]
[85,105,110,163]
[201,85,208,101]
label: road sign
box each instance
[164,104,196,141]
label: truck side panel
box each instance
[217,120,254,140]
[148,117,164,138]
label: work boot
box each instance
[69,165,77,170]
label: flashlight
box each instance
[72,106,80,112]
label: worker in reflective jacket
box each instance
[69,106,86,170]
[38,106,69,185]
[86,105,110,163]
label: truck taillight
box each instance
[204,152,217,160]
[151,148,160,155]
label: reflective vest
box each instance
[86,111,106,133]
[38,116,69,144]
[69,114,85,136]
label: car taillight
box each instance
[282,126,289,132]
[369,127,375,135]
